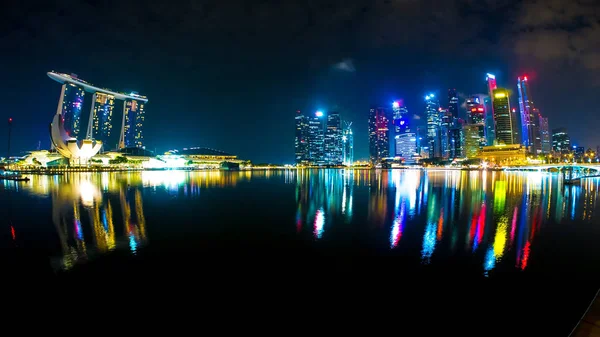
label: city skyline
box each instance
[2,1,600,163]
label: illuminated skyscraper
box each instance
[325,111,343,165]
[48,71,148,152]
[552,128,570,153]
[342,121,354,166]
[308,111,325,164]
[466,97,486,148]
[448,89,459,119]
[486,73,497,96]
[484,95,496,145]
[539,115,551,154]
[463,124,481,158]
[425,94,441,158]
[517,76,540,153]
[440,109,453,159]
[91,92,115,144]
[60,83,85,138]
[449,123,464,159]
[294,110,309,164]
[391,101,417,163]
[369,107,389,164]
[492,88,514,145]
[120,99,145,148]
[485,73,498,144]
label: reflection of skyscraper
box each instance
[294,110,309,165]
[60,83,85,138]
[325,111,342,165]
[425,94,441,158]
[92,92,115,145]
[369,107,389,164]
[492,88,514,145]
[342,121,354,166]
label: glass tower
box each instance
[294,110,309,164]
[539,115,551,154]
[61,84,85,138]
[325,112,343,165]
[392,101,417,163]
[552,128,570,153]
[342,121,354,166]
[492,88,514,145]
[308,111,325,164]
[123,99,145,148]
[517,76,541,153]
[425,94,441,158]
[368,107,389,164]
[448,89,459,119]
[92,92,115,145]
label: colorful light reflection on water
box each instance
[2,169,600,277]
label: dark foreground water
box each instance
[1,169,599,334]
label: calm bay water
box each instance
[2,169,600,333]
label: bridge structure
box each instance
[504,164,600,182]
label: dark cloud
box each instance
[511,0,600,73]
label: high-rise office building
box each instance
[517,76,541,153]
[294,110,310,164]
[425,94,441,158]
[440,109,453,159]
[486,73,497,97]
[449,123,464,159]
[492,88,514,145]
[466,98,486,148]
[120,99,146,148]
[485,74,498,145]
[342,121,354,166]
[60,83,85,138]
[552,128,570,153]
[484,95,496,146]
[539,115,551,154]
[325,112,343,165]
[392,101,417,163]
[91,92,115,144]
[463,124,481,158]
[448,89,459,119]
[308,111,325,164]
[465,96,479,122]
[368,107,389,164]
[391,101,413,157]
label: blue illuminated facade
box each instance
[60,84,85,138]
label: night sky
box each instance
[1,0,599,163]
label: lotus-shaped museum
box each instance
[50,112,102,165]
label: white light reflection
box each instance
[79,180,97,207]
[142,170,186,189]
[313,208,325,239]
